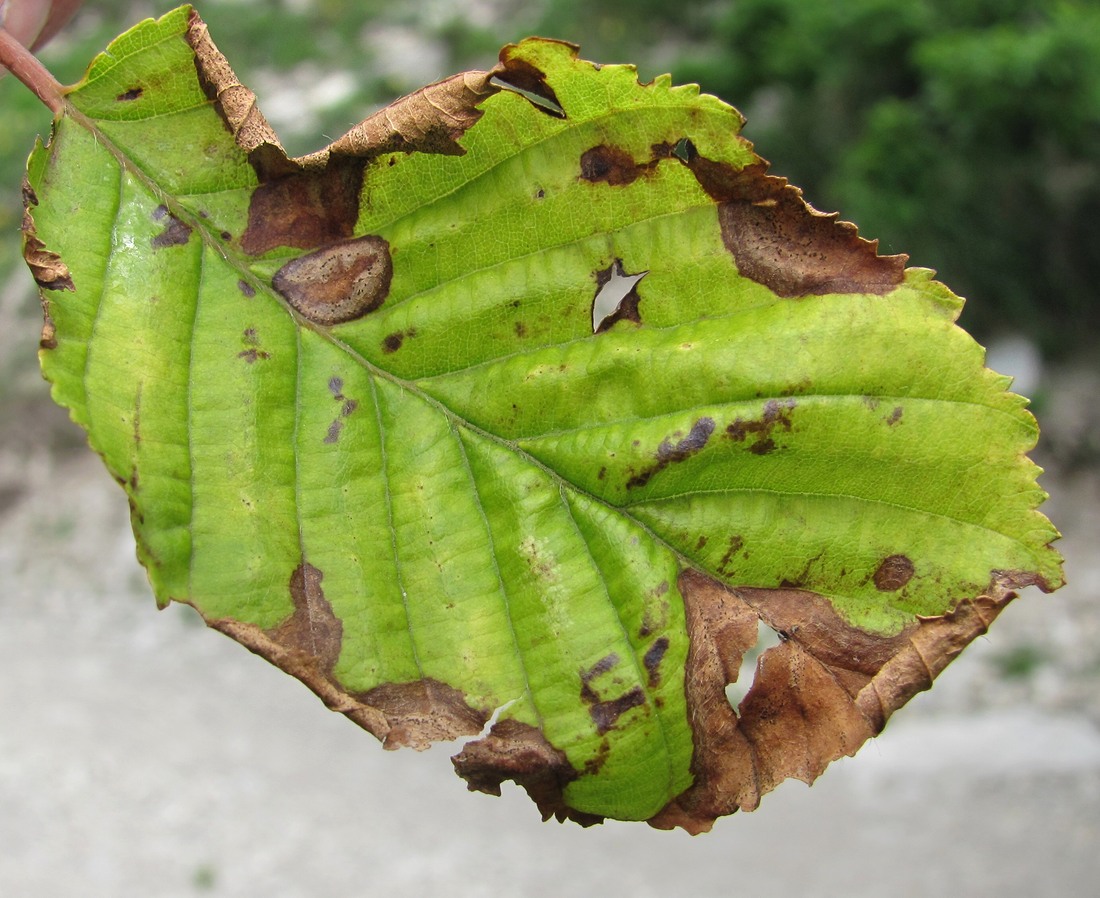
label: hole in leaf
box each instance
[672,137,697,163]
[592,259,647,332]
[490,75,565,118]
[724,618,783,711]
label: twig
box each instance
[0,27,64,114]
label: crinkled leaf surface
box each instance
[24,7,1062,831]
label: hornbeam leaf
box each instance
[23,6,1062,832]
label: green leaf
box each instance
[24,6,1061,832]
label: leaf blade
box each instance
[26,7,1062,830]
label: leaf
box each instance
[23,6,1062,832]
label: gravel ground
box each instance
[2,233,1099,896]
[1,355,1098,897]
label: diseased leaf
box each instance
[23,7,1062,831]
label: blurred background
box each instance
[2,1,1098,895]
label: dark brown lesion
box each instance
[643,637,670,688]
[150,205,193,250]
[724,398,796,456]
[873,554,916,592]
[236,326,271,364]
[626,417,716,489]
[578,653,648,735]
[580,145,660,187]
[382,329,417,353]
[240,158,365,255]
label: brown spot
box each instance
[583,739,612,775]
[579,653,619,703]
[873,555,915,592]
[322,385,359,444]
[272,235,393,326]
[237,328,270,363]
[382,329,416,353]
[357,678,489,750]
[269,562,342,674]
[241,158,365,255]
[644,637,670,687]
[626,417,715,489]
[717,535,744,576]
[116,87,143,101]
[648,570,1024,833]
[238,279,256,297]
[151,209,193,249]
[453,719,599,825]
[579,654,646,734]
[675,155,906,296]
[886,406,904,426]
[695,535,709,552]
[580,145,659,187]
[514,321,527,337]
[725,399,795,454]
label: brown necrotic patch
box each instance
[241,157,366,255]
[627,417,716,489]
[356,679,489,750]
[674,154,905,297]
[272,235,393,326]
[268,563,342,673]
[237,279,256,298]
[873,554,916,592]
[116,87,143,101]
[648,569,1027,833]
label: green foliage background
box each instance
[3,0,1098,354]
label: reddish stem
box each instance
[0,26,64,113]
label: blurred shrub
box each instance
[4,0,1097,354]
